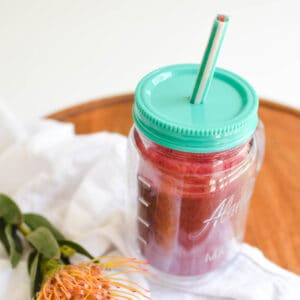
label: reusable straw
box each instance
[190,14,229,105]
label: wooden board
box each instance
[48,94,300,274]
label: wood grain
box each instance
[48,94,300,274]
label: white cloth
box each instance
[0,101,299,300]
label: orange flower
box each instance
[37,256,150,300]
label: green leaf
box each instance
[0,194,22,224]
[27,250,37,274]
[30,253,42,298]
[0,218,10,255]
[58,240,94,259]
[27,227,60,259]
[5,224,23,267]
[23,213,65,240]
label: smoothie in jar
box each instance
[128,15,264,281]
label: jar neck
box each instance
[133,127,257,176]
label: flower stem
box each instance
[18,222,31,236]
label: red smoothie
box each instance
[134,128,257,276]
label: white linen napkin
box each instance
[0,101,299,300]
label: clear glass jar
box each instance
[127,64,265,284]
[127,121,265,280]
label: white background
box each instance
[0,0,299,120]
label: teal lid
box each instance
[133,64,258,153]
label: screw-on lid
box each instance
[133,64,258,153]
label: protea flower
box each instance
[37,256,150,300]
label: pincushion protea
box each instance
[37,256,150,300]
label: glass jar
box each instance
[126,64,265,283]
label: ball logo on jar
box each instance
[203,195,239,227]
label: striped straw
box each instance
[190,14,229,105]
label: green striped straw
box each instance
[190,14,229,105]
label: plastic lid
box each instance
[133,64,258,153]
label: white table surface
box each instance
[0,0,299,120]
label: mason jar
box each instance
[127,64,265,283]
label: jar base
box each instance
[126,233,242,288]
[146,249,239,289]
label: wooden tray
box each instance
[49,94,300,275]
